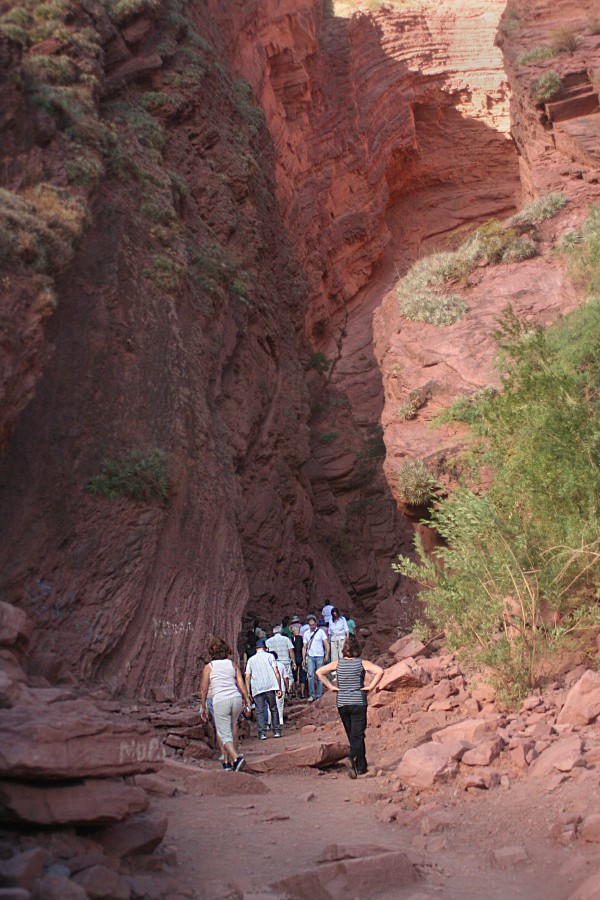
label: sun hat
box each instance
[255,638,267,648]
[291,615,301,623]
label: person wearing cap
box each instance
[302,616,330,702]
[245,639,283,739]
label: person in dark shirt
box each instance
[316,635,383,777]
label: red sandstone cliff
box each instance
[0,0,322,696]
[372,0,600,507]
[2,0,596,697]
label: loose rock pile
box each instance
[0,601,186,900]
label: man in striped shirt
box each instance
[245,640,283,739]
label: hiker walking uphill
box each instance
[316,635,383,777]
[245,639,283,739]
[303,616,330,702]
[328,607,349,661]
[266,626,296,686]
[200,637,251,772]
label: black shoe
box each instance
[233,756,246,771]
[223,762,233,771]
[348,757,357,779]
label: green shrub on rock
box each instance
[87,449,171,504]
[395,298,600,698]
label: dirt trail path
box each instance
[152,701,600,899]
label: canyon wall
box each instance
[0,0,564,696]
[0,0,324,696]
[373,0,600,507]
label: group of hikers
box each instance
[200,605,384,778]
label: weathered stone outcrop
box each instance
[0,1,322,696]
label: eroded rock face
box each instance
[210,0,517,338]
[0,1,320,696]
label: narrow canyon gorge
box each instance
[2,0,600,895]
[0,0,541,699]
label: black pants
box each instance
[338,703,368,773]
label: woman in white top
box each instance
[329,607,349,661]
[200,637,251,772]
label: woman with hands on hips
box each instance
[316,635,383,778]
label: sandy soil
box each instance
[152,701,600,899]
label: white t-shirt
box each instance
[329,616,348,638]
[304,627,328,658]
[321,604,334,625]
[209,659,240,701]
[246,650,280,694]
[266,634,294,666]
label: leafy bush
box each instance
[396,460,437,505]
[144,254,182,291]
[510,192,567,226]
[397,219,537,325]
[0,184,86,273]
[101,0,161,25]
[306,352,331,374]
[395,300,600,698]
[65,151,104,187]
[517,46,556,65]
[433,387,496,426]
[533,71,563,102]
[88,449,170,504]
[319,431,338,444]
[551,25,580,53]
[23,53,76,85]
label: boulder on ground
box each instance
[271,850,417,898]
[529,736,584,778]
[557,670,600,726]
[0,888,32,900]
[72,864,130,899]
[432,718,495,745]
[0,848,46,888]
[377,659,429,693]
[244,741,348,774]
[94,811,168,858]
[388,635,426,661]
[32,874,88,899]
[316,844,390,864]
[0,699,164,780]
[397,741,465,788]
[0,778,149,825]
[0,603,32,649]
[169,768,269,796]
[461,738,503,767]
[580,815,600,843]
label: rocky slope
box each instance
[373,0,600,504]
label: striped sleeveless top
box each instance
[336,658,366,707]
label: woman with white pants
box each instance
[329,608,349,661]
[200,637,251,771]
